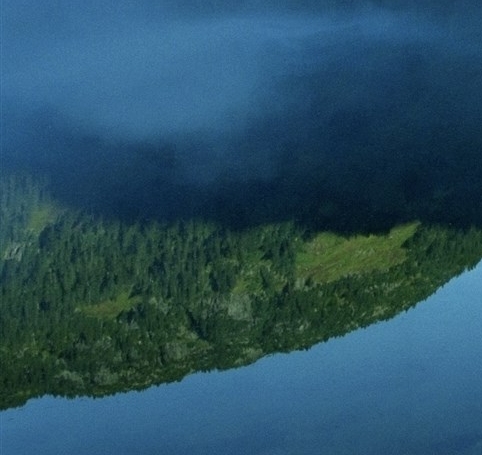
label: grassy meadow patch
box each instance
[81,291,142,319]
[28,204,61,235]
[296,222,419,283]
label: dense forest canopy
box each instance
[1,174,482,410]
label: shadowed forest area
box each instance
[5,101,482,234]
[2,173,482,409]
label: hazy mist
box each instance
[2,0,482,228]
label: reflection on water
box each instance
[3,3,482,453]
[2,261,482,455]
[2,176,482,409]
[2,178,482,455]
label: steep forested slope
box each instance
[1,174,482,409]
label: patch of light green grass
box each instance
[81,291,142,319]
[28,204,61,235]
[296,222,420,283]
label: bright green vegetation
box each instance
[296,223,419,282]
[81,291,143,319]
[2,173,482,410]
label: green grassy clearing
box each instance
[81,291,142,319]
[296,222,419,283]
[28,204,61,235]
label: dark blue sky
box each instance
[2,1,482,225]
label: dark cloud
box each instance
[2,1,482,229]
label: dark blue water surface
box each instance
[2,262,482,455]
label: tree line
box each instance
[2,172,482,409]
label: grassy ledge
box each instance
[295,222,420,283]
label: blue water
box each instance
[2,263,482,455]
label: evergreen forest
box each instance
[2,173,482,410]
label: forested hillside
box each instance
[2,173,482,409]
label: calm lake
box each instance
[1,262,481,455]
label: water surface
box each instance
[2,262,481,455]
